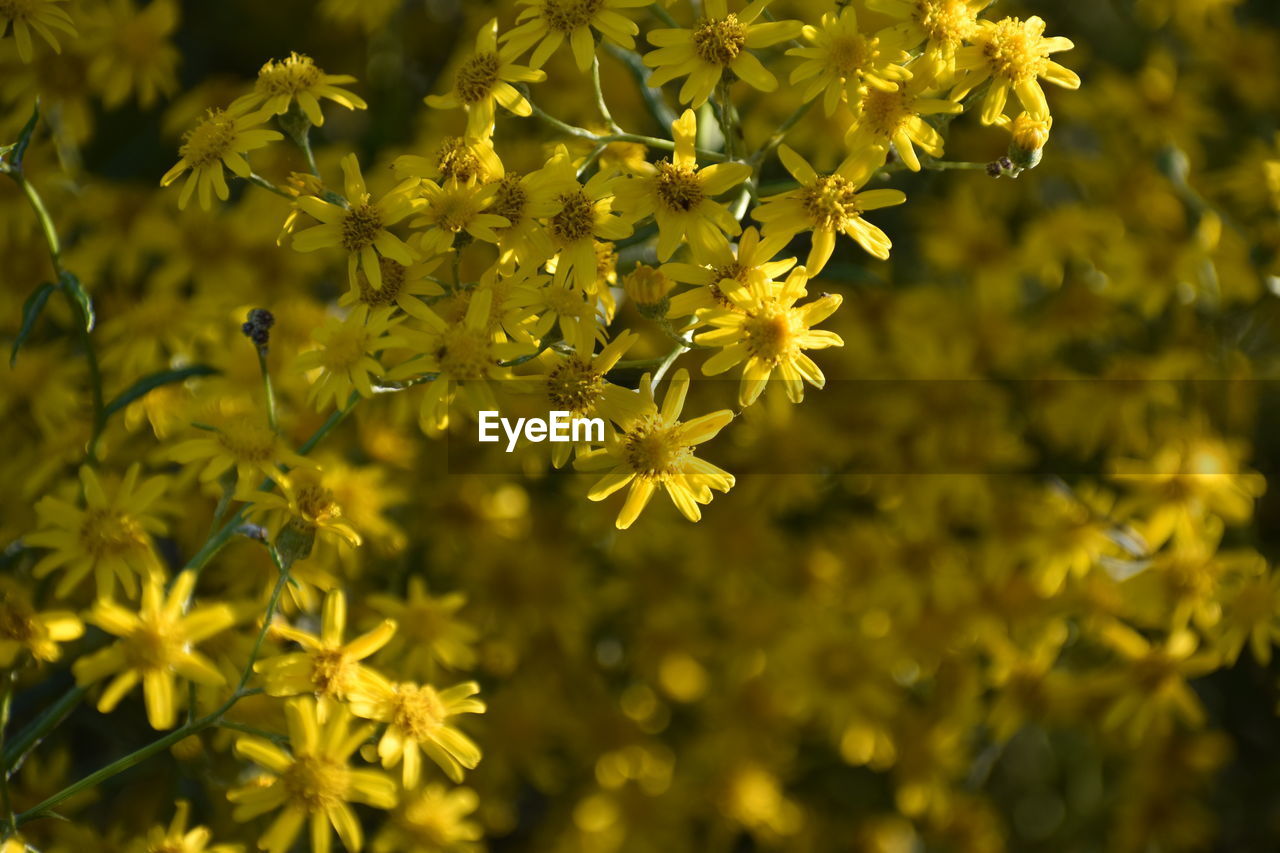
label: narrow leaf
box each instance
[59,271,94,332]
[12,100,40,169]
[103,365,220,419]
[11,281,56,366]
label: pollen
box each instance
[455,52,501,105]
[79,508,146,558]
[391,684,448,741]
[297,484,344,525]
[178,109,237,168]
[358,258,407,306]
[742,307,798,364]
[917,0,978,48]
[654,161,705,213]
[978,16,1050,83]
[541,0,605,33]
[550,189,596,244]
[861,87,912,137]
[256,52,323,96]
[282,754,351,812]
[341,203,383,252]
[436,137,483,182]
[310,648,355,695]
[547,359,606,414]
[490,174,528,229]
[216,415,278,462]
[693,14,747,66]
[623,415,693,478]
[801,174,862,231]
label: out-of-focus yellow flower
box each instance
[372,784,482,853]
[228,696,396,853]
[294,305,406,411]
[169,413,314,500]
[366,578,478,678]
[643,0,801,107]
[0,577,83,665]
[28,465,169,599]
[85,0,180,109]
[349,679,485,785]
[129,800,243,853]
[161,109,282,210]
[425,18,546,137]
[0,0,75,62]
[73,571,235,729]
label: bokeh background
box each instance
[5,0,1280,851]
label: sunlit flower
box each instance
[350,679,485,785]
[503,0,649,71]
[844,77,964,173]
[425,18,546,137]
[161,109,282,210]
[951,15,1080,124]
[786,5,913,117]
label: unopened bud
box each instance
[1007,113,1051,170]
[241,308,275,353]
[624,265,674,319]
[275,517,316,568]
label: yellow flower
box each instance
[338,255,444,314]
[254,587,396,712]
[844,77,964,173]
[169,413,314,500]
[247,468,363,553]
[425,18,546,138]
[129,800,243,853]
[366,578,479,678]
[295,305,406,411]
[0,0,76,63]
[84,0,180,109]
[229,697,397,853]
[72,571,235,729]
[0,578,83,665]
[290,153,421,292]
[486,151,581,267]
[663,226,796,321]
[520,317,647,467]
[542,152,633,291]
[694,266,843,407]
[951,15,1080,124]
[393,136,503,185]
[503,0,650,71]
[576,369,735,529]
[614,109,752,261]
[372,785,483,853]
[160,109,282,210]
[232,51,367,126]
[28,464,169,599]
[786,5,913,117]
[349,679,485,786]
[407,176,510,257]
[752,145,905,273]
[643,0,801,107]
[865,0,985,80]
[1096,623,1219,742]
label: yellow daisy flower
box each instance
[694,266,843,406]
[643,0,802,107]
[613,109,753,261]
[365,578,479,678]
[502,0,650,71]
[663,226,796,321]
[752,144,906,274]
[27,464,169,600]
[338,255,445,314]
[246,468,363,555]
[232,51,367,126]
[295,305,406,412]
[786,5,913,117]
[0,578,83,665]
[290,153,421,292]
[169,413,314,500]
[865,0,985,80]
[487,152,581,267]
[0,0,76,63]
[160,109,283,210]
[576,369,735,529]
[84,0,181,109]
[372,784,482,853]
[407,176,510,258]
[72,570,236,729]
[349,679,486,786]
[392,136,504,185]
[950,15,1081,124]
[425,18,546,138]
[228,697,397,853]
[254,587,396,713]
[130,800,243,853]
[844,77,964,173]
[542,151,633,292]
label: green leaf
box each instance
[12,100,40,170]
[59,271,94,332]
[103,364,220,419]
[11,281,56,366]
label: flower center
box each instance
[742,307,797,364]
[391,684,448,741]
[319,326,370,371]
[79,508,146,558]
[435,326,495,380]
[456,53,501,105]
[550,189,596,245]
[342,203,382,252]
[309,648,354,695]
[257,52,323,96]
[861,87,912,136]
[801,174,861,231]
[916,0,977,48]
[693,14,747,66]
[297,485,343,524]
[216,416,277,462]
[426,188,479,234]
[623,415,692,478]
[125,623,177,671]
[541,0,605,33]
[829,34,873,76]
[179,110,236,168]
[490,174,528,230]
[654,162,704,213]
[358,257,407,305]
[283,755,350,812]
[0,597,39,646]
[547,359,605,415]
[436,138,483,182]
[979,16,1048,83]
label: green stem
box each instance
[297,129,320,177]
[2,686,85,772]
[591,54,622,133]
[246,172,291,199]
[602,43,676,129]
[257,349,278,434]
[651,341,687,386]
[714,78,741,162]
[749,100,813,168]
[525,98,726,162]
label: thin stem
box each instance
[1,669,16,834]
[602,43,676,129]
[591,54,622,133]
[651,341,687,386]
[69,287,106,464]
[216,720,287,744]
[525,98,726,162]
[1,686,85,772]
[714,78,741,162]
[246,172,291,198]
[257,349,278,433]
[12,173,61,271]
[297,129,320,177]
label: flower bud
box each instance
[1007,113,1052,170]
[624,265,674,319]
